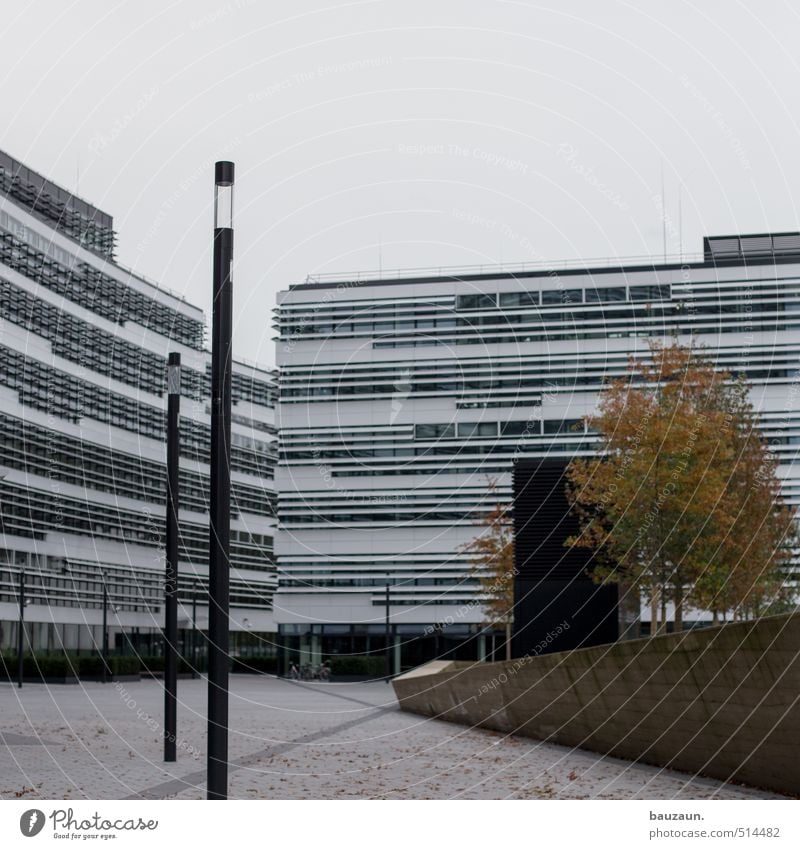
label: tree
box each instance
[564,341,796,633]
[689,377,797,622]
[461,479,515,660]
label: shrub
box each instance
[111,656,140,676]
[231,656,277,674]
[77,655,103,677]
[1,654,78,679]
[77,655,139,677]
[139,655,165,673]
[329,656,385,676]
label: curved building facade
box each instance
[0,150,276,660]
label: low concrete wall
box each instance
[392,613,800,796]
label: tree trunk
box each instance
[650,585,659,636]
[674,586,684,632]
[505,622,512,661]
[660,587,668,635]
[712,609,719,625]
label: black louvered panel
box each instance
[511,458,618,656]
[512,458,593,581]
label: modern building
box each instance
[275,231,800,670]
[0,150,277,661]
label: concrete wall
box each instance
[392,612,800,796]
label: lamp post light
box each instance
[164,352,181,763]
[207,161,234,800]
[17,568,27,689]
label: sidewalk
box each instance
[0,677,783,800]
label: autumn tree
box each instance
[461,479,515,660]
[689,376,797,622]
[565,341,796,634]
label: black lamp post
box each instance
[385,583,391,681]
[207,161,234,800]
[17,568,26,689]
[102,578,109,684]
[164,351,181,762]
[191,593,198,680]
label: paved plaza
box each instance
[0,676,784,800]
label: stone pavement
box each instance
[0,676,784,800]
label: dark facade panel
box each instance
[512,458,617,656]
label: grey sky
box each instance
[2,0,798,365]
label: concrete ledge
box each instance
[392,612,800,797]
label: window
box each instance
[542,288,582,305]
[585,286,626,303]
[415,423,455,439]
[501,420,539,436]
[629,284,670,301]
[543,418,583,434]
[457,421,498,438]
[499,291,540,307]
[456,293,497,310]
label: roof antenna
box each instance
[378,232,382,279]
[678,182,683,260]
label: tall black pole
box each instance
[385,583,391,682]
[164,352,181,762]
[207,160,234,800]
[17,568,25,688]
[102,579,108,684]
[191,593,198,680]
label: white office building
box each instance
[275,232,800,671]
[0,150,277,661]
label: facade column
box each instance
[393,634,401,675]
[310,634,321,665]
[299,633,311,665]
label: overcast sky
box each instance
[2,0,799,365]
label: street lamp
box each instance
[191,592,198,680]
[164,351,181,763]
[17,568,28,689]
[385,583,392,682]
[102,578,109,684]
[207,160,234,801]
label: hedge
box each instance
[0,654,139,679]
[76,655,140,677]
[328,656,386,676]
[139,655,165,673]
[231,656,277,674]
